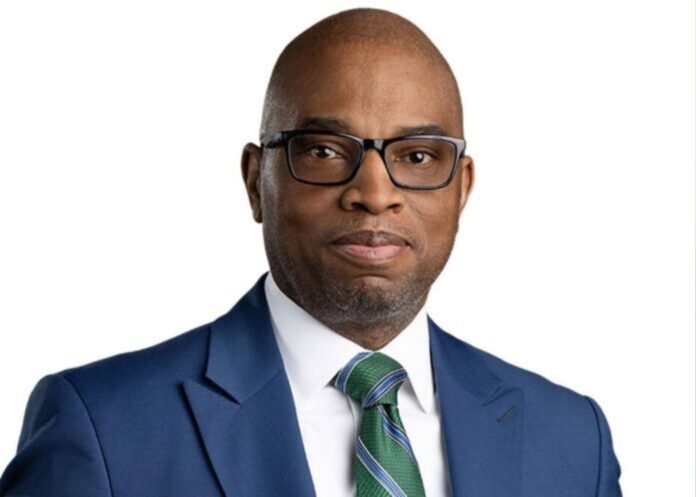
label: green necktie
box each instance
[331,351,427,497]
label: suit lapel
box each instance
[429,316,524,497]
[182,271,523,497]
[182,272,316,497]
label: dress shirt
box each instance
[264,270,451,497]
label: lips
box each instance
[332,230,408,247]
[331,230,409,265]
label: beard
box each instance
[298,265,424,326]
[263,230,451,330]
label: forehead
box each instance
[275,42,461,138]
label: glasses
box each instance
[260,129,466,190]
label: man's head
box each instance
[241,8,474,347]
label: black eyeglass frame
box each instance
[260,129,467,190]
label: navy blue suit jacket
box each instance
[0,272,622,496]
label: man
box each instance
[0,8,622,497]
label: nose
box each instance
[339,149,405,214]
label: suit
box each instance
[0,271,622,496]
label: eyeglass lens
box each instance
[287,134,457,188]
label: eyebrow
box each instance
[296,117,352,132]
[295,116,449,137]
[395,124,448,136]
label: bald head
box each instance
[260,8,463,140]
[241,8,475,346]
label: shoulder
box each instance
[53,321,213,403]
[449,331,623,485]
[452,335,623,493]
[438,327,602,424]
[477,340,589,401]
[1,323,216,495]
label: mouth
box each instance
[331,230,409,265]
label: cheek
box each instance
[263,158,318,229]
[266,183,335,254]
[409,194,460,258]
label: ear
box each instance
[241,142,263,223]
[458,155,475,216]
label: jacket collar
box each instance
[204,271,283,404]
[183,271,523,497]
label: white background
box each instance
[0,1,694,495]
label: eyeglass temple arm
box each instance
[259,132,285,148]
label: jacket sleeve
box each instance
[0,373,112,497]
[584,395,623,497]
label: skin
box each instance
[241,18,475,350]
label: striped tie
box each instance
[331,351,426,497]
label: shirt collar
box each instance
[264,270,435,414]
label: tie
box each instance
[331,351,427,497]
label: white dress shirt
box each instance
[264,271,452,497]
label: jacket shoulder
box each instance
[462,337,623,495]
[440,329,601,419]
[56,321,212,398]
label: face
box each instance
[242,42,474,328]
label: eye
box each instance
[310,145,339,159]
[397,149,436,165]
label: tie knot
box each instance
[331,351,407,408]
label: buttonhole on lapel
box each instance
[497,405,517,424]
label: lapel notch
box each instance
[429,316,524,497]
[182,273,316,497]
[182,274,524,497]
